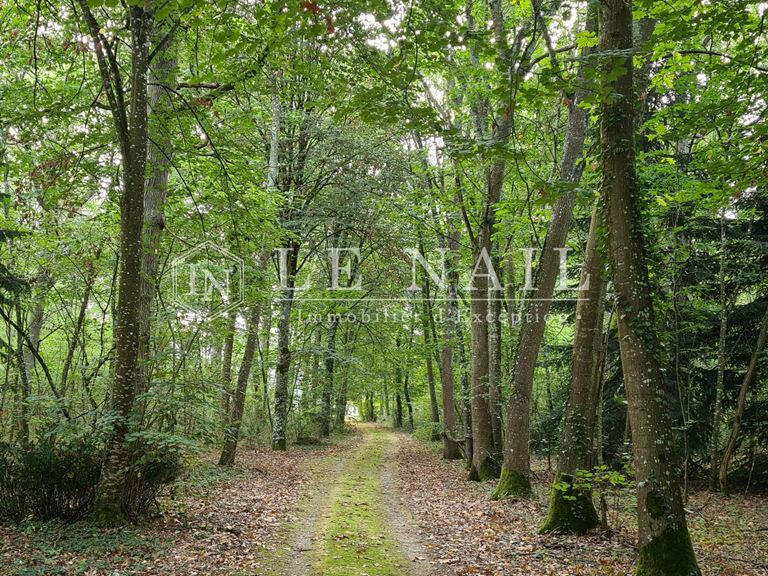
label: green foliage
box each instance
[0,432,184,523]
[0,438,101,522]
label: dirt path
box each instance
[282,424,433,576]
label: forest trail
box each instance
[284,424,433,576]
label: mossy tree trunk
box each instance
[540,11,602,533]
[540,201,603,534]
[600,1,700,573]
[272,241,299,451]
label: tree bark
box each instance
[219,311,236,426]
[541,200,604,534]
[488,257,504,460]
[137,31,175,408]
[320,317,338,436]
[440,228,462,459]
[708,214,728,490]
[22,274,49,391]
[599,0,700,572]
[459,328,473,466]
[718,301,768,494]
[14,297,30,445]
[272,243,298,451]
[495,30,590,498]
[219,302,263,466]
[419,271,440,441]
[82,3,153,523]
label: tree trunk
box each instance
[468,238,499,480]
[13,297,30,445]
[718,301,768,494]
[495,23,591,499]
[219,302,263,466]
[320,317,338,436]
[600,1,700,572]
[88,4,153,523]
[394,384,403,429]
[708,214,728,490]
[272,246,297,450]
[22,274,49,391]
[541,200,603,534]
[219,311,236,426]
[459,329,473,467]
[488,268,504,460]
[420,274,440,441]
[335,371,347,427]
[61,260,98,395]
[440,230,462,459]
[137,32,175,408]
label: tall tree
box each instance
[495,11,592,499]
[77,1,154,522]
[599,0,700,572]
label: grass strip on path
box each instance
[315,425,410,576]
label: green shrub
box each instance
[0,438,101,522]
[0,433,186,523]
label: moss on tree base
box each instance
[491,466,532,499]
[272,438,287,451]
[636,525,701,576]
[468,456,500,481]
[539,473,598,534]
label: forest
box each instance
[1,0,767,574]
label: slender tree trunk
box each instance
[394,380,403,429]
[219,311,236,426]
[137,32,175,408]
[541,201,603,534]
[13,297,30,445]
[488,269,504,459]
[468,237,499,480]
[600,1,700,571]
[495,23,590,498]
[89,5,153,522]
[335,372,347,427]
[708,214,728,490]
[22,275,49,390]
[440,230,462,459]
[219,302,263,466]
[61,261,97,395]
[320,317,338,436]
[459,329,473,466]
[419,274,440,441]
[719,301,768,494]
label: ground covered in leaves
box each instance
[394,433,768,576]
[1,426,766,576]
